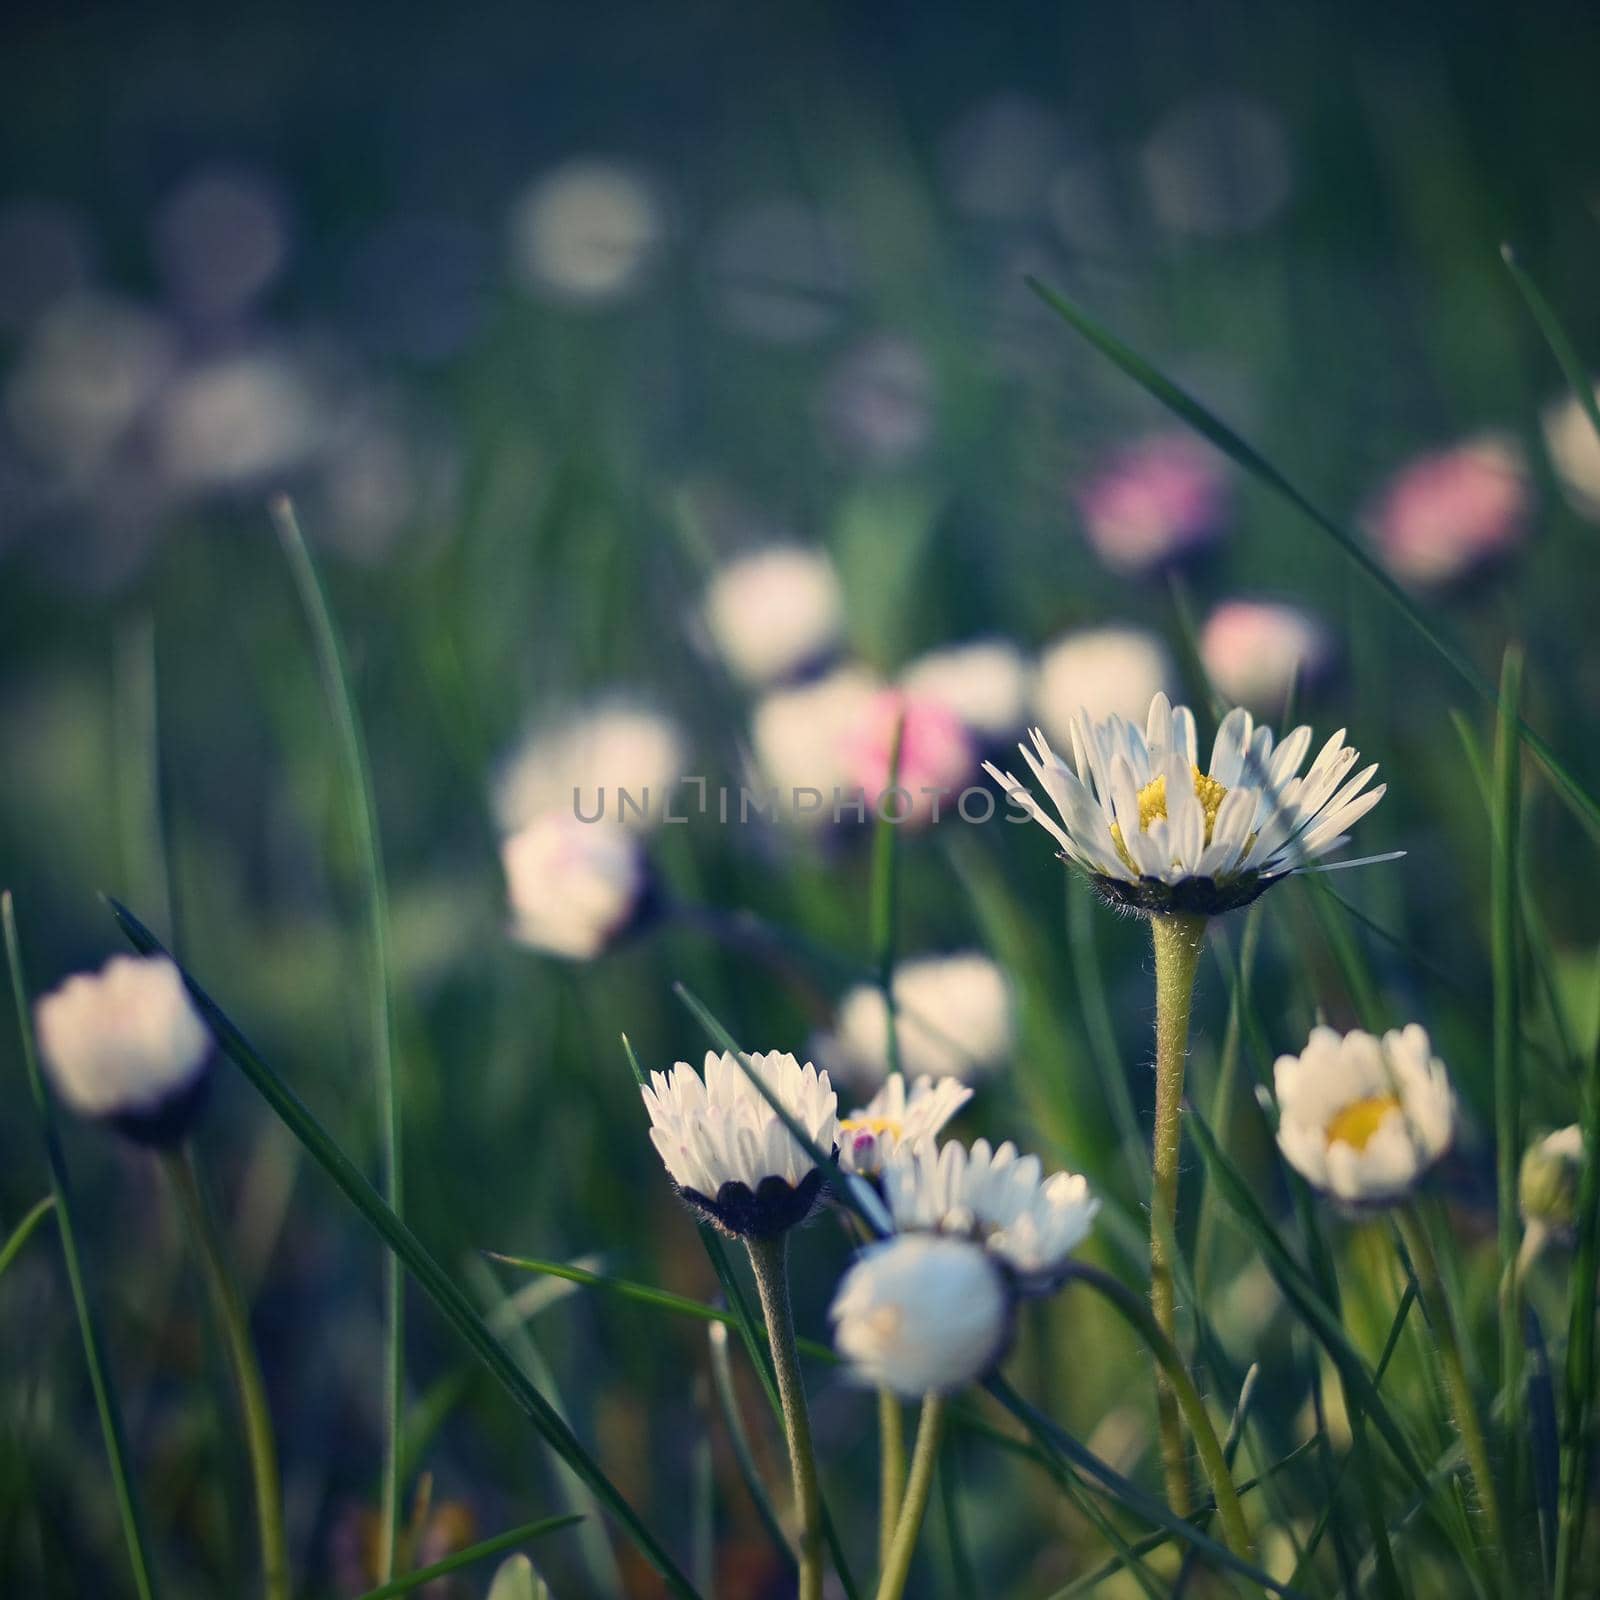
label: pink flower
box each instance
[1200,599,1335,712]
[1366,435,1530,585]
[844,690,976,825]
[1076,433,1229,575]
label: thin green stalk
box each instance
[0,1195,55,1281]
[1149,911,1207,1516]
[162,1146,289,1600]
[1493,647,1525,1522]
[1395,1205,1505,1563]
[5,892,162,1600]
[707,1322,795,1572]
[876,1395,946,1600]
[870,708,907,1078]
[272,495,405,1578]
[744,1235,823,1600]
[877,1389,906,1570]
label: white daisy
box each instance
[641,1050,840,1237]
[829,1234,1010,1397]
[1274,1024,1455,1206]
[1520,1125,1586,1240]
[882,1137,1099,1293]
[986,691,1389,916]
[749,665,882,819]
[501,811,648,961]
[837,1074,973,1178]
[703,545,843,687]
[35,955,213,1144]
[900,639,1030,744]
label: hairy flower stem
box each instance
[878,1389,907,1568]
[745,1234,823,1600]
[163,1147,289,1600]
[876,1394,947,1600]
[1149,911,1206,1517]
[1395,1205,1506,1564]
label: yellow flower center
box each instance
[1326,1095,1402,1153]
[840,1115,901,1140]
[1110,765,1231,870]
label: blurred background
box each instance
[5,2,1600,1594]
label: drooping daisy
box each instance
[829,1233,1011,1396]
[837,1075,973,1178]
[1520,1125,1586,1242]
[986,692,1389,917]
[702,545,843,687]
[501,811,649,960]
[882,1137,1099,1294]
[1274,1024,1455,1206]
[641,1050,840,1237]
[35,955,214,1145]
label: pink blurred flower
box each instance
[844,690,976,825]
[1200,599,1335,712]
[1076,433,1230,576]
[1366,434,1530,586]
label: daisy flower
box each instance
[900,638,1030,746]
[641,1050,839,1237]
[829,1233,1011,1396]
[882,1137,1099,1294]
[1199,598,1335,714]
[837,1074,973,1178]
[1274,1024,1455,1206]
[1034,625,1174,742]
[35,954,214,1145]
[501,811,650,960]
[1520,1125,1585,1242]
[703,545,843,687]
[1075,433,1231,577]
[986,691,1390,917]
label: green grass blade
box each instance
[0,1195,56,1282]
[869,707,906,1077]
[1500,245,1600,443]
[352,1513,583,1599]
[707,1320,795,1574]
[270,494,406,1578]
[6,893,163,1600]
[1024,273,1600,844]
[107,897,701,1600]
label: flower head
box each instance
[1274,1024,1455,1207]
[829,1234,1010,1396]
[1520,1125,1585,1240]
[883,1137,1099,1294]
[703,545,843,687]
[901,639,1030,746]
[837,1074,973,1178]
[843,689,976,826]
[35,955,213,1144]
[1199,599,1335,714]
[1076,433,1230,576]
[986,692,1388,917]
[1034,626,1174,745]
[750,666,881,824]
[642,1050,839,1237]
[501,812,649,960]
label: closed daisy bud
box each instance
[829,1233,1011,1396]
[703,545,843,688]
[1274,1024,1455,1207]
[986,692,1391,918]
[642,1051,839,1238]
[837,1074,973,1178]
[1520,1126,1585,1240]
[883,1137,1099,1294]
[501,811,650,960]
[35,955,213,1145]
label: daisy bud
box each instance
[1520,1126,1585,1240]
[642,1051,839,1238]
[35,955,213,1145]
[501,811,650,961]
[829,1234,1011,1397]
[837,1074,973,1179]
[1274,1024,1455,1207]
[703,545,843,688]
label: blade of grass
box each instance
[1528,1303,1559,1588]
[870,707,906,1078]
[707,1320,795,1574]
[0,1196,56,1282]
[270,494,405,1579]
[7,893,163,1600]
[1023,273,1600,845]
[1500,245,1600,443]
[352,1513,583,1600]
[107,897,701,1600]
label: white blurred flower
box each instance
[824,954,1014,1088]
[494,703,686,834]
[509,160,664,304]
[988,693,1388,917]
[703,546,843,687]
[830,1234,1010,1396]
[1200,599,1335,712]
[641,1050,839,1237]
[35,955,212,1143]
[1034,626,1175,746]
[1542,387,1600,523]
[818,336,934,467]
[1275,1024,1455,1206]
[750,666,882,816]
[1520,1125,1586,1239]
[901,639,1030,744]
[883,1137,1099,1292]
[1141,95,1292,237]
[1075,434,1230,576]
[502,812,647,961]
[838,1074,973,1178]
